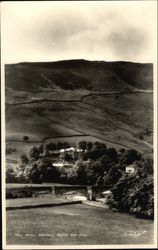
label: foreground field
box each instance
[6,203,153,245]
[6,196,80,209]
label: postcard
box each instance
[1,1,157,249]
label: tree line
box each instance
[6,140,154,219]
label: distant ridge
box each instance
[5,59,153,91]
[6,58,153,66]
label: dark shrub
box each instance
[119,149,141,166]
[23,135,29,141]
[107,173,154,219]
[83,149,107,161]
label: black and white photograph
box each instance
[1,1,157,249]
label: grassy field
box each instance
[6,196,73,208]
[6,203,154,245]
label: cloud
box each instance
[107,27,147,58]
[1,1,157,63]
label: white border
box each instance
[1,1,157,249]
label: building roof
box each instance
[59,147,83,153]
[53,160,70,167]
[59,149,65,153]
[126,164,136,169]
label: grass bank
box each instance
[6,203,154,245]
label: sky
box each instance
[1,1,157,63]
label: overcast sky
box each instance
[1,1,157,63]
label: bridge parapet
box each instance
[6,185,113,200]
[52,185,113,201]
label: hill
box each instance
[5,59,153,159]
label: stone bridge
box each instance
[52,185,113,200]
[6,185,113,201]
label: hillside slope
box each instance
[5,59,153,158]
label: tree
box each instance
[46,143,57,153]
[29,146,40,160]
[23,136,29,142]
[103,165,122,185]
[86,141,93,151]
[76,163,87,185]
[57,142,64,150]
[38,144,44,156]
[28,158,59,183]
[63,142,70,149]
[27,162,40,183]
[98,155,116,173]
[119,149,141,166]
[84,160,105,185]
[107,173,154,219]
[119,148,126,154]
[65,153,73,162]
[83,148,107,161]
[78,141,87,151]
[84,163,96,185]
[20,154,29,165]
[93,141,100,149]
[106,148,118,163]
[93,142,107,150]
[6,168,17,183]
[66,167,78,185]
[42,143,50,157]
[142,158,153,175]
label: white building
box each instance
[53,160,71,168]
[126,164,136,174]
[59,147,83,160]
[59,147,83,153]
